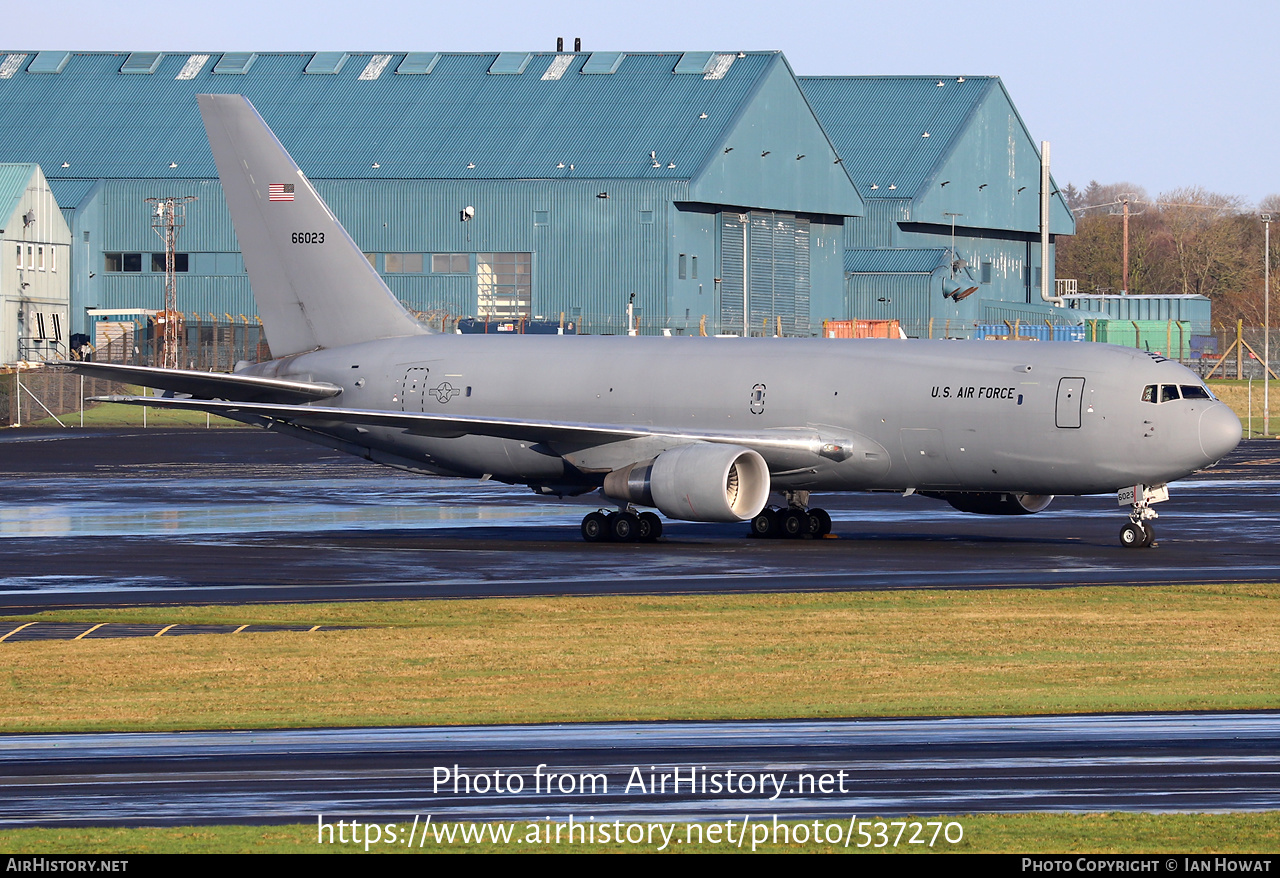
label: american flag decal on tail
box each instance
[268,183,295,202]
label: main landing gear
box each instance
[1117,483,1168,549]
[581,507,663,543]
[749,491,833,539]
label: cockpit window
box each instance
[1143,383,1215,403]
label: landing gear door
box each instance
[1055,377,1085,429]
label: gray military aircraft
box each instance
[69,94,1242,548]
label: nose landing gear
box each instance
[1117,483,1168,549]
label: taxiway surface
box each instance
[0,429,1276,611]
[2,712,1277,826]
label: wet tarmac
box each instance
[2,429,1277,827]
[0,429,1276,611]
[2,712,1277,827]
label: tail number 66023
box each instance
[291,232,325,244]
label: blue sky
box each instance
[14,0,1278,206]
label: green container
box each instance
[1085,320,1191,358]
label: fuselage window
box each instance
[1180,385,1212,400]
[1159,385,1181,403]
[1142,385,1157,403]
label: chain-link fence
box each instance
[88,314,271,371]
[1,370,127,427]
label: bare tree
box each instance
[1157,187,1247,298]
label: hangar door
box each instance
[720,212,811,336]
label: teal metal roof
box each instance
[48,178,95,209]
[800,76,993,199]
[0,163,36,228]
[844,248,948,273]
[0,50,780,182]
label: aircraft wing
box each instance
[91,394,862,468]
[59,362,343,404]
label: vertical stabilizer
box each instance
[198,94,427,356]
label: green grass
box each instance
[1,813,1278,853]
[19,399,244,428]
[4,584,1280,733]
[5,585,1279,853]
[1206,380,1279,438]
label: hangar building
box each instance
[801,76,1076,334]
[0,163,71,363]
[0,49,1073,350]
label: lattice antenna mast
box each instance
[146,196,197,368]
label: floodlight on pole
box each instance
[1264,212,1273,437]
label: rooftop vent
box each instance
[581,52,624,74]
[121,52,163,74]
[489,52,532,75]
[305,52,349,74]
[396,52,440,75]
[27,52,71,74]
[213,53,257,74]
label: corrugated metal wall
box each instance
[844,199,908,249]
[83,177,700,326]
[96,274,257,317]
[846,274,933,325]
[1064,295,1211,332]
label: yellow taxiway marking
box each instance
[233,625,249,634]
[0,622,35,642]
[154,625,176,638]
[308,625,321,633]
[74,624,105,641]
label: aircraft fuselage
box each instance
[244,334,1239,498]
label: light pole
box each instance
[1265,212,1272,438]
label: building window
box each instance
[50,246,56,272]
[477,252,531,319]
[678,254,687,279]
[432,254,470,273]
[533,210,549,226]
[26,245,33,269]
[151,253,189,272]
[364,253,377,269]
[385,253,424,273]
[981,262,992,284]
[639,210,654,224]
[105,253,143,272]
[37,246,44,270]
[691,255,698,279]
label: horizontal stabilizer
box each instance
[61,362,342,404]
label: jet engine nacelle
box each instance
[603,444,771,522]
[932,492,1055,515]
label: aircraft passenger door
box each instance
[1055,377,1085,428]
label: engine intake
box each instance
[603,444,770,522]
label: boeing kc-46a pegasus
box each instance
[68,95,1242,547]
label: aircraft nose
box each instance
[1199,403,1242,463]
